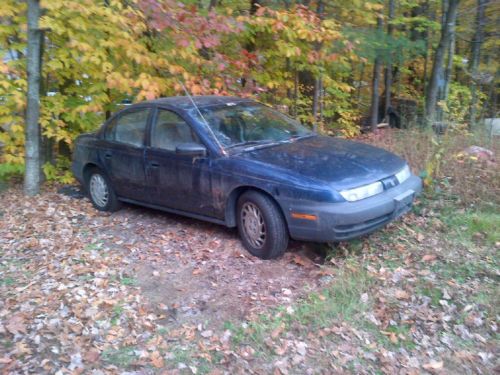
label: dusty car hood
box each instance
[238,135,406,190]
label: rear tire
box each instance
[86,168,121,212]
[237,191,288,259]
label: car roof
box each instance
[141,96,254,110]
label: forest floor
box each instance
[1,127,499,374]
[1,184,498,374]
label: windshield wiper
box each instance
[226,140,274,149]
[290,133,315,140]
[226,134,315,153]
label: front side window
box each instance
[105,109,149,147]
[151,110,198,151]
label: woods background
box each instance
[0,0,499,192]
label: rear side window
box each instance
[105,109,149,147]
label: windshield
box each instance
[191,102,313,149]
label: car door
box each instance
[145,107,215,216]
[101,107,151,201]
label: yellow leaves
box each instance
[336,82,354,93]
[0,1,25,18]
[67,40,92,53]
[285,46,301,58]
[106,72,134,93]
[101,62,113,74]
[135,74,165,101]
[297,28,311,40]
[46,59,64,71]
[365,3,384,11]
[0,62,10,75]
[266,81,277,89]
[9,124,24,135]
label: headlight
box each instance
[395,165,411,184]
[340,181,384,202]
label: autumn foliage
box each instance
[0,0,498,182]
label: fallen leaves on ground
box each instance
[1,185,498,374]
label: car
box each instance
[72,96,422,259]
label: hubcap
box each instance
[89,174,109,208]
[241,202,266,248]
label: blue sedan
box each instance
[72,96,422,259]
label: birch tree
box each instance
[24,0,42,196]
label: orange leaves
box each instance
[5,314,27,335]
[423,360,444,371]
[106,72,134,94]
[150,351,164,368]
[394,289,411,300]
[422,254,437,263]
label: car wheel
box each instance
[86,168,121,212]
[237,191,288,259]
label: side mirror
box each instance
[175,142,207,157]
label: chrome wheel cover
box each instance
[241,202,266,248]
[89,174,109,208]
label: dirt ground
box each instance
[110,202,326,328]
[1,185,498,374]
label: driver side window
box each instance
[151,110,199,151]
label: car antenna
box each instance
[177,80,227,156]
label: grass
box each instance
[417,283,444,306]
[119,276,138,286]
[293,264,373,326]
[101,346,137,367]
[442,210,500,245]
[311,197,497,357]
[0,277,15,287]
[111,304,124,326]
[225,260,374,356]
[0,162,24,181]
[431,261,482,284]
[0,338,14,351]
[84,242,104,252]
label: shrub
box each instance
[360,128,499,209]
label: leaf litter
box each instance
[0,185,498,374]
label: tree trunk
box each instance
[250,0,260,15]
[293,69,298,117]
[312,76,321,131]
[286,58,292,100]
[356,63,365,110]
[422,2,432,99]
[370,17,384,132]
[425,0,459,125]
[208,0,218,11]
[443,24,455,105]
[384,0,396,116]
[24,0,42,196]
[312,0,324,130]
[319,78,324,122]
[469,0,486,126]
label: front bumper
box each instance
[281,175,422,242]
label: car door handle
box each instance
[104,153,112,159]
[150,162,160,168]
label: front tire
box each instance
[237,191,288,259]
[86,168,121,212]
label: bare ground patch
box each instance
[94,202,327,329]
